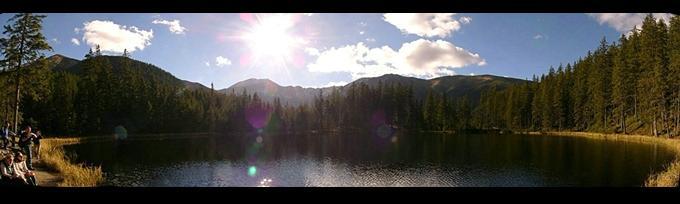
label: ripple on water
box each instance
[106,157,536,187]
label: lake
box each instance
[64,132,677,187]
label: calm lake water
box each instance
[64,132,677,187]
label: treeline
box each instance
[17,51,228,135]
[477,14,680,137]
[4,13,679,137]
[274,82,475,133]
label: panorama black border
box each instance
[0,0,679,13]
[1,0,680,198]
[3,187,680,201]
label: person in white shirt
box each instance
[0,153,27,186]
[14,152,36,186]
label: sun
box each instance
[241,14,303,60]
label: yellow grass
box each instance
[39,138,104,187]
[532,131,680,187]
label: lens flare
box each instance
[258,178,273,187]
[245,103,272,129]
[114,125,128,140]
[248,166,257,177]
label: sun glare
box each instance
[242,14,302,60]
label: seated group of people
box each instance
[0,122,41,186]
[0,151,36,186]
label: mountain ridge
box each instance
[45,54,528,106]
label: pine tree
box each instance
[669,15,680,136]
[0,13,53,131]
[590,37,613,131]
[85,48,94,59]
[639,14,670,136]
[95,44,102,56]
[541,69,555,130]
[612,34,629,133]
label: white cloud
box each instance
[304,81,349,88]
[307,39,485,80]
[215,56,232,67]
[303,13,314,16]
[587,13,674,34]
[324,81,348,87]
[74,27,80,34]
[359,31,365,35]
[152,19,186,35]
[365,38,376,42]
[51,38,60,44]
[205,61,210,67]
[533,34,544,39]
[383,13,471,38]
[459,16,472,24]
[359,22,367,27]
[82,20,153,54]
[305,47,320,56]
[70,38,80,46]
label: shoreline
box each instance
[37,137,104,187]
[521,131,680,187]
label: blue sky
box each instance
[0,13,673,89]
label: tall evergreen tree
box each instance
[0,13,53,131]
[669,15,680,136]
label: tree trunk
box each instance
[676,97,679,137]
[4,90,8,123]
[663,112,669,137]
[603,108,607,131]
[621,108,626,134]
[653,117,658,137]
[13,76,20,133]
[634,95,639,121]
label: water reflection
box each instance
[64,132,677,187]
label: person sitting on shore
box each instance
[0,122,15,149]
[0,154,27,186]
[14,152,36,186]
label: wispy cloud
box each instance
[459,16,472,24]
[305,47,320,56]
[215,56,232,67]
[587,13,674,34]
[70,38,80,46]
[324,81,348,87]
[152,18,187,35]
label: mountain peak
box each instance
[233,78,280,88]
[46,54,80,72]
[47,54,77,62]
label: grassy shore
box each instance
[39,137,104,187]
[525,131,680,187]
